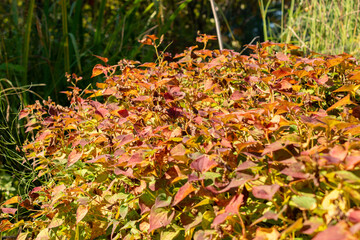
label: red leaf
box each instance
[230,91,245,101]
[67,150,82,167]
[76,205,88,224]
[19,109,30,119]
[117,134,135,147]
[252,184,280,201]
[349,209,360,223]
[117,109,129,118]
[214,174,253,194]
[132,96,150,102]
[20,199,33,210]
[1,208,17,215]
[172,182,196,206]
[329,145,348,162]
[236,160,257,171]
[224,194,244,214]
[345,155,360,170]
[190,155,218,173]
[212,213,229,226]
[95,107,109,118]
[262,141,286,156]
[0,220,13,232]
[149,208,175,233]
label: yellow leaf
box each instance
[333,85,360,93]
[255,227,280,240]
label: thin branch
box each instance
[209,0,223,50]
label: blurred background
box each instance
[2,0,360,202]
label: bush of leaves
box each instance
[2,34,360,240]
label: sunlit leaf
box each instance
[252,184,280,201]
[149,208,175,233]
[312,222,355,240]
[67,150,83,167]
[1,196,21,206]
[172,182,196,206]
[290,196,317,210]
[327,94,355,112]
[76,205,88,224]
[190,155,218,173]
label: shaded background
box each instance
[0,0,289,104]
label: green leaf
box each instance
[290,196,317,210]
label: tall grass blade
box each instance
[61,0,70,74]
[22,0,35,91]
[69,33,82,73]
[94,0,107,46]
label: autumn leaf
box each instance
[252,184,280,201]
[76,205,88,224]
[91,64,105,78]
[272,67,292,79]
[254,227,280,240]
[327,94,356,112]
[1,208,17,215]
[67,149,82,167]
[1,196,21,206]
[312,221,356,240]
[190,155,218,173]
[93,54,108,63]
[172,182,196,206]
[149,208,175,233]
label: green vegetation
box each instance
[1,35,360,239]
[268,0,360,57]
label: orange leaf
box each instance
[1,196,21,206]
[93,55,108,63]
[327,94,355,112]
[139,35,158,45]
[326,57,344,68]
[172,182,196,206]
[76,205,88,224]
[272,67,292,79]
[349,71,360,82]
[0,219,13,232]
[333,85,360,93]
[91,64,104,78]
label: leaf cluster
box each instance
[2,35,360,240]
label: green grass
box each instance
[281,0,360,57]
[0,79,44,203]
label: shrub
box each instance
[1,34,360,240]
